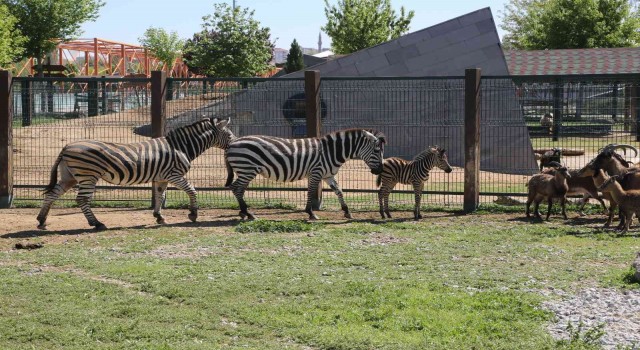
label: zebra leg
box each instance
[169,177,198,222]
[305,172,323,220]
[324,176,352,219]
[152,181,169,224]
[378,181,396,219]
[412,181,425,220]
[75,178,106,230]
[231,172,258,220]
[37,179,77,229]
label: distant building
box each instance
[273,48,288,64]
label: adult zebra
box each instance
[225,129,386,220]
[377,146,452,220]
[37,117,235,230]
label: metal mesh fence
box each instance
[9,74,640,211]
[482,75,640,205]
[12,77,151,204]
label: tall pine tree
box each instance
[285,39,304,73]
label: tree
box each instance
[322,0,414,54]
[500,0,640,49]
[0,3,25,68]
[182,3,274,77]
[2,0,104,76]
[285,39,304,73]
[139,27,185,75]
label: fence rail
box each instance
[1,70,639,211]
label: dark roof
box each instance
[505,47,640,75]
[283,7,509,77]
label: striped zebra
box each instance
[377,146,452,220]
[224,129,386,220]
[37,117,235,230]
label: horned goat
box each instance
[596,170,640,234]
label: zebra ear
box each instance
[216,117,230,129]
[362,130,377,142]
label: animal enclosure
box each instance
[2,73,640,210]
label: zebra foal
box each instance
[37,117,235,230]
[377,146,452,220]
[225,128,386,220]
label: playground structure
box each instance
[10,38,190,78]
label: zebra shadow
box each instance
[1,220,239,239]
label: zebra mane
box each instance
[334,128,386,143]
[166,118,212,139]
[412,146,439,163]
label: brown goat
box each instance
[541,168,607,215]
[526,163,571,221]
[578,144,640,227]
[596,170,640,234]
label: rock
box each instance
[14,242,43,250]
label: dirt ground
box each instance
[0,207,414,248]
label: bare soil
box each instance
[0,207,433,250]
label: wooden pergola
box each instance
[13,38,189,77]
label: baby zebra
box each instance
[377,146,453,220]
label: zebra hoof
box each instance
[188,213,198,222]
[156,218,167,225]
[37,223,47,230]
[247,213,257,221]
[344,212,353,219]
[94,223,108,231]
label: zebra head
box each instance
[359,130,385,175]
[434,146,453,173]
[209,117,236,149]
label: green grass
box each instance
[1,213,639,349]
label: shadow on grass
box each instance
[1,219,240,239]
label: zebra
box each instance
[224,128,386,220]
[376,146,453,220]
[36,117,235,230]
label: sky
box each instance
[81,0,510,50]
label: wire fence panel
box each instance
[321,77,466,209]
[164,78,308,209]
[9,74,640,211]
[12,77,152,204]
[483,75,640,205]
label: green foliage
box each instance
[138,27,184,73]
[322,0,415,54]
[500,0,640,49]
[0,3,24,68]
[2,0,104,75]
[182,3,274,77]
[235,220,319,233]
[284,39,304,73]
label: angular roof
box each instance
[284,7,509,77]
[505,47,640,76]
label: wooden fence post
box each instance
[21,79,31,127]
[552,79,563,141]
[305,70,322,210]
[464,68,481,213]
[0,71,13,208]
[87,80,99,117]
[151,71,167,207]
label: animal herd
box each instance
[36,117,453,230]
[526,143,640,234]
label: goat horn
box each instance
[612,144,638,157]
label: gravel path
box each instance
[542,287,640,349]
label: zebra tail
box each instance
[224,158,234,188]
[43,150,64,194]
[376,174,381,187]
